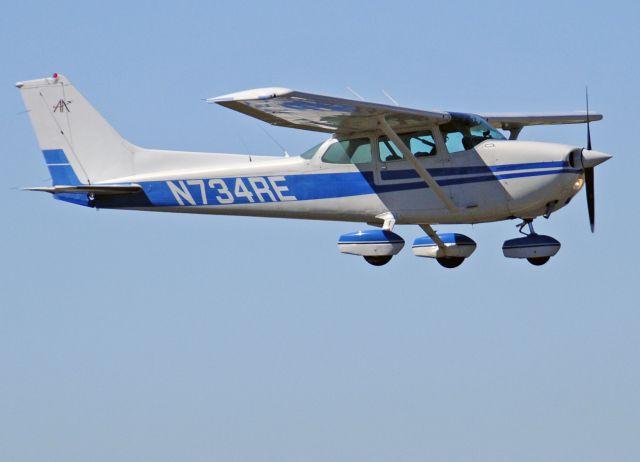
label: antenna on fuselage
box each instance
[235,132,250,154]
[346,87,366,101]
[381,89,400,106]
[255,122,289,157]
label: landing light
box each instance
[573,177,584,191]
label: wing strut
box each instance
[419,224,447,252]
[378,117,457,211]
[508,126,523,140]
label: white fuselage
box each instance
[96,138,583,226]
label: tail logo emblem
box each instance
[53,99,71,112]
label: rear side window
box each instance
[322,138,372,164]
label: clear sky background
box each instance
[1,1,638,461]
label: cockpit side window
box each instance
[378,130,437,162]
[441,113,505,154]
[321,138,372,164]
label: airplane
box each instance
[16,73,612,268]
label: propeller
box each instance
[585,88,595,232]
[580,88,612,232]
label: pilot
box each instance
[414,136,437,157]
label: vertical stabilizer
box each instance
[16,74,135,185]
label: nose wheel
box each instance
[502,219,561,266]
[518,220,550,266]
[527,256,551,266]
[522,222,549,266]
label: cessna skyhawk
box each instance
[17,74,611,267]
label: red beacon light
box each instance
[52,73,59,79]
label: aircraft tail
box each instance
[16,74,135,185]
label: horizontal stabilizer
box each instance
[24,184,143,195]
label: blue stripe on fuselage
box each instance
[55,160,579,208]
[138,162,579,208]
[381,160,568,180]
[142,172,377,207]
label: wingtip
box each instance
[208,87,293,104]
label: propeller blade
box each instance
[586,87,592,150]
[585,166,595,232]
[584,87,596,232]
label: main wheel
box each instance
[364,255,392,266]
[436,256,465,268]
[527,256,550,266]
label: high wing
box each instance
[208,89,604,213]
[208,88,451,134]
[480,112,603,130]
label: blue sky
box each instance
[1,1,639,461]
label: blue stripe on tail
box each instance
[41,149,81,186]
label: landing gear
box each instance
[338,228,404,266]
[502,219,561,266]
[363,255,393,266]
[436,256,465,268]
[521,221,551,266]
[527,256,550,266]
[516,219,535,236]
[412,227,477,269]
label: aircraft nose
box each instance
[581,149,612,168]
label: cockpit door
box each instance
[373,128,450,211]
[374,128,448,184]
[439,115,510,214]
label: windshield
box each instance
[299,142,326,159]
[441,113,505,153]
[321,138,372,164]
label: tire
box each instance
[364,255,392,266]
[436,257,465,268]
[527,256,550,266]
